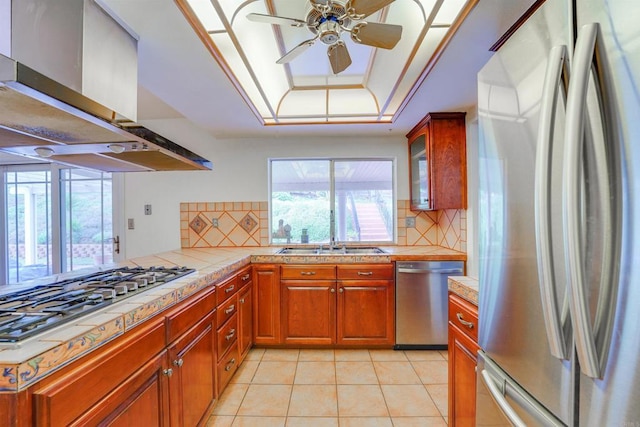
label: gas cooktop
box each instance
[0,266,195,343]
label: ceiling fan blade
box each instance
[276,38,317,64]
[327,41,352,74]
[348,0,396,18]
[246,13,306,28]
[350,22,402,49]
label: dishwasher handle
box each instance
[397,268,463,274]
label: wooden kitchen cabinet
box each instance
[238,280,254,360]
[281,280,336,345]
[31,317,170,427]
[166,313,216,427]
[448,292,480,427]
[277,264,394,347]
[337,264,395,346]
[236,265,253,361]
[253,264,281,345]
[408,112,467,211]
[281,265,336,345]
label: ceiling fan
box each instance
[247,0,402,74]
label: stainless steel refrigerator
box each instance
[476,0,640,424]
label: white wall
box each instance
[122,119,408,258]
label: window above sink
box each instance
[269,158,396,246]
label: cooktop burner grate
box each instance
[0,266,195,343]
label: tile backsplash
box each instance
[181,200,466,252]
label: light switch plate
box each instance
[405,217,416,228]
[127,218,135,229]
[212,218,219,227]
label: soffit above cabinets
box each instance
[176,0,478,126]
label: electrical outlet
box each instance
[212,218,219,227]
[128,218,135,230]
[144,204,152,215]
[405,217,416,228]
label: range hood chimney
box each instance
[0,0,212,172]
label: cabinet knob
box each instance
[330,288,335,293]
[339,288,344,293]
[173,358,184,367]
[225,305,236,314]
[163,368,173,377]
[240,298,246,304]
[456,313,475,329]
[225,329,236,341]
[225,358,236,371]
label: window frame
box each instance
[268,157,397,246]
[0,164,124,285]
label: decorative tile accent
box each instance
[189,213,209,235]
[397,200,466,251]
[240,213,258,233]
[181,202,267,248]
[181,200,466,251]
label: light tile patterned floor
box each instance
[207,348,449,426]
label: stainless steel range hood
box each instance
[0,0,211,172]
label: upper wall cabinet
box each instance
[407,112,467,211]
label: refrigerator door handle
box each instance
[480,369,527,427]
[534,44,571,360]
[564,22,618,379]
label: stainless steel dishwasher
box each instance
[395,260,464,349]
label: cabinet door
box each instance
[282,280,336,345]
[238,283,253,359]
[407,112,467,211]
[337,280,394,346]
[70,351,170,427]
[168,314,216,427]
[252,264,281,345]
[448,323,479,427]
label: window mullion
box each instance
[50,166,62,274]
[0,167,7,285]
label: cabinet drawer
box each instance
[217,343,239,394]
[281,265,336,280]
[217,313,238,359]
[166,288,216,344]
[217,294,238,327]
[337,264,394,280]
[448,293,478,342]
[237,266,252,289]
[216,276,239,306]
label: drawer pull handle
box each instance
[300,271,316,276]
[357,271,373,276]
[225,285,235,293]
[456,313,475,329]
[225,305,235,314]
[225,329,236,340]
[225,358,236,371]
[241,274,250,281]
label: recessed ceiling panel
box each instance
[176,0,477,125]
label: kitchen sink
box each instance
[276,246,386,255]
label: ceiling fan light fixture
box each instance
[34,147,54,158]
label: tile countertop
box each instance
[448,276,479,305]
[0,245,464,392]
